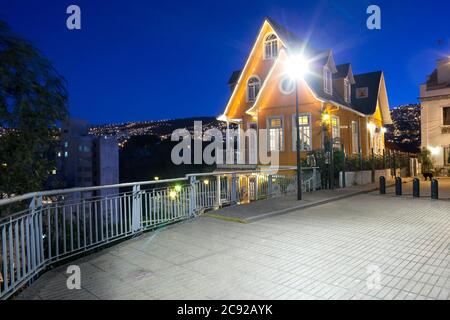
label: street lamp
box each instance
[285,55,310,200]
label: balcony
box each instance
[0,167,319,299]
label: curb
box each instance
[206,179,409,224]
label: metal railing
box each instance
[0,167,319,299]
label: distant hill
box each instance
[385,104,421,153]
[89,116,228,182]
[89,116,227,142]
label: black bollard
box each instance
[395,177,402,196]
[431,179,439,200]
[413,178,420,198]
[379,176,386,194]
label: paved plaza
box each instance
[18,193,450,300]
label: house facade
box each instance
[218,17,392,168]
[420,57,450,168]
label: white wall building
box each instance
[420,57,450,168]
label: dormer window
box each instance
[264,34,278,60]
[323,66,332,94]
[247,76,261,102]
[344,77,351,103]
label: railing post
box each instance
[230,174,237,204]
[312,167,317,191]
[215,175,221,209]
[342,146,346,188]
[413,178,420,198]
[431,179,439,200]
[132,185,142,233]
[395,177,402,196]
[268,174,273,197]
[28,193,42,280]
[371,148,375,183]
[379,176,386,194]
[189,176,197,216]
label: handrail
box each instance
[0,166,318,206]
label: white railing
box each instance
[0,167,319,299]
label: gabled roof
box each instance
[351,71,382,115]
[227,70,241,86]
[334,63,350,78]
[222,17,390,122]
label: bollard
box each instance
[379,176,386,194]
[413,178,420,198]
[431,179,439,200]
[395,177,402,196]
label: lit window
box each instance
[344,78,351,103]
[443,106,450,126]
[292,114,312,151]
[264,34,278,59]
[323,66,332,94]
[351,121,359,154]
[247,76,261,102]
[331,116,340,148]
[280,77,295,94]
[267,117,283,151]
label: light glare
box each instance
[286,55,310,79]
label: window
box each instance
[351,121,359,154]
[264,34,278,59]
[247,76,261,102]
[443,107,450,126]
[344,78,351,103]
[331,116,340,148]
[356,87,369,99]
[280,76,295,94]
[444,147,450,166]
[267,116,283,151]
[292,114,312,151]
[323,66,332,94]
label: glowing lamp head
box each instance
[174,185,182,192]
[203,179,209,185]
[367,123,376,132]
[429,146,440,155]
[322,113,331,123]
[286,54,310,80]
[169,191,177,200]
[381,127,387,134]
[154,176,159,181]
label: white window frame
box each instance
[263,33,278,60]
[443,106,450,126]
[247,76,261,102]
[292,113,312,151]
[344,77,351,103]
[351,120,359,154]
[267,116,284,152]
[279,76,295,95]
[331,115,340,148]
[323,66,332,95]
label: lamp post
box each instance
[286,55,309,201]
[294,78,302,200]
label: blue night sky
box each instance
[1,0,449,124]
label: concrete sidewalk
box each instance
[207,179,403,223]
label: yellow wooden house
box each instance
[218,17,392,168]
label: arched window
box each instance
[247,76,261,102]
[264,34,278,59]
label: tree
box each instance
[0,21,68,199]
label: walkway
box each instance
[18,192,450,300]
